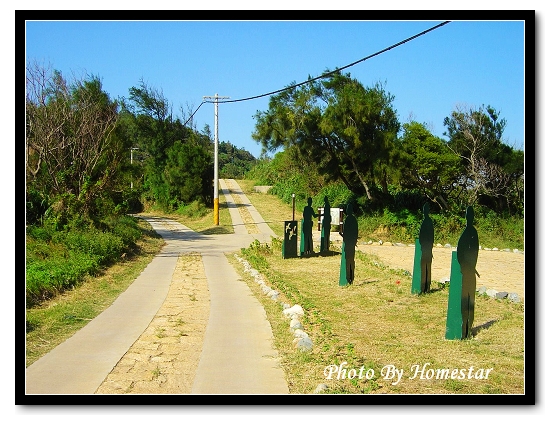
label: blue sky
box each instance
[24,15,527,159]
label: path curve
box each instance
[25,179,288,395]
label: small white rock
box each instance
[294,329,308,338]
[289,318,303,330]
[313,383,329,394]
[486,288,498,298]
[283,304,304,317]
[296,336,313,351]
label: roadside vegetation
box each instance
[230,239,524,394]
[236,179,523,251]
[25,59,524,389]
[25,199,231,366]
[228,182,524,394]
[25,218,164,366]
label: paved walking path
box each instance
[25,179,288,395]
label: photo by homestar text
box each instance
[324,362,493,385]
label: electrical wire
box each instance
[184,20,451,127]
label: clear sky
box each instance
[24,14,527,159]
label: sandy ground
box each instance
[95,253,209,394]
[355,243,525,299]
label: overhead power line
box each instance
[184,20,451,126]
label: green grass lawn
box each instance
[231,180,526,395]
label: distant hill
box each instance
[218,141,258,179]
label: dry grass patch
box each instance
[236,238,525,395]
[144,192,234,234]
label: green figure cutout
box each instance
[411,238,423,294]
[445,206,479,339]
[302,197,318,256]
[339,203,358,286]
[412,203,434,294]
[456,206,479,338]
[445,251,463,340]
[320,196,332,252]
[417,202,434,293]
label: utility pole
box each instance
[203,93,230,225]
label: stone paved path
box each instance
[26,179,288,395]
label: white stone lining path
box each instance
[233,254,314,353]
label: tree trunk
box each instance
[349,157,372,200]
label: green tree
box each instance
[126,80,175,199]
[121,80,213,210]
[164,141,212,206]
[252,70,400,203]
[26,60,124,224]
[396,122,461,211]
[443,104,523,214]
[218,141,258,179]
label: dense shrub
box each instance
[390,188,426,213]
[26,225,53,243]
[52,230,125,264]
[269,175,311,205]
[102,215,142,247]
[26,251,101,306]
[26,188,50,226]
[25,213,144,307]
[311,183,354,211]
[245,158,277,185]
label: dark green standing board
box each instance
[338,203,358,286]
[282,220,298,259]
[412,203,434,295]
[411,238,423,295]
[445,251,463,340]
[339,241,349,286]
[299,219,305,256]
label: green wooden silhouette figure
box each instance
[445,206,479,339]
[301,197,318,256]
[339,203,358,286]
[320,196,332,252]
[412,203,434,294]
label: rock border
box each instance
[234,254,313,353]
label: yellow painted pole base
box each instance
[213,198,219,226]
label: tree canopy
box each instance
[25,65,258,226]
[252,73,523,216]
[26,60,524,228]
[253,70,400,203]
[26,61,125,225]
